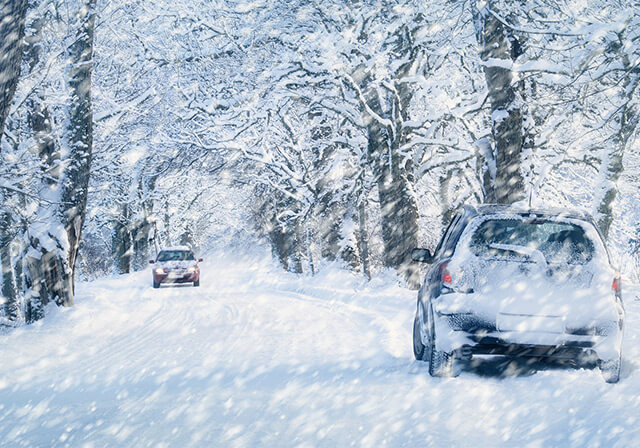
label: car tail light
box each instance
[440,263,453,292]
[612,275,621,296]
[439,262,475,294]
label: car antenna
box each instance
[528,188,533,209]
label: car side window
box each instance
[434,214,461,259]
[443,215,470,257]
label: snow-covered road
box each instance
[1,251,640,447]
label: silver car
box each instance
[412,205,624,383]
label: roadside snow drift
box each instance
[1,249,639,447]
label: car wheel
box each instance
[193,279,200,287]
[413,314,427,361]
[599,353,621,384]
[428,308,454,378]
[153,280,160,289]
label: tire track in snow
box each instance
[266,288,412,362]
[66,286,175,377]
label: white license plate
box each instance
[168,271,184,279]
[497,313,564,333]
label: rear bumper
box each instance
[453,336,598,361]
[434,313,622,362]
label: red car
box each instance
[150,247,202,288]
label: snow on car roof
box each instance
[160,246,193,252]
[463,204,594,222]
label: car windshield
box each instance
[157,250,195,262]
[469,217,595,265]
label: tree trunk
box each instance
[265,196,305,274]
[314,139,358,269]
[112,204,131,274]
[305,227,315,275]
[339,211,360,271]
[269,222,290,271]
[371,126,419,286]
[23,0,96,314]
[18,2,75,318]
[597,143,625,240]
[133,218,151,270]
[24,247,72,320]
[25,14,57,181]
[163,200,172,247]
[1,207,19,321]
[354,27,421,287]
[318,215,341,261]
[132,176,156,270]
[60,0,96,294]
[474,1,525,204]
[357,198,371,280]
[0,0,28,320]
[364,85,420,287]
[597,56,639,239]
[0,0,29,139]
[289,216,304,274]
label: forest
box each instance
[1,0,639,324]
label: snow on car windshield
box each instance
[157,250,195,262]
[469,218,595,265]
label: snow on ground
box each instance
[1,249,640,447]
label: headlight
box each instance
[187,267,196,273]
[155,268,164,274]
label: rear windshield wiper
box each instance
[488,243,548,265]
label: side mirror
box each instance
[411,248,433,263]
[149,260,155,264]
[198,258,203,262]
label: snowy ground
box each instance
[1,249,640,447]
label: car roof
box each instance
[160,246,193,252]
[459,204,595,222]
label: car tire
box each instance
[413,314,427,361]
[599,353,621,384]
[193,279,200,287]
[153,280,160,289]
[427,308,454,378]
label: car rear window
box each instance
[469,218,595,265]
[157,250,195,261]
